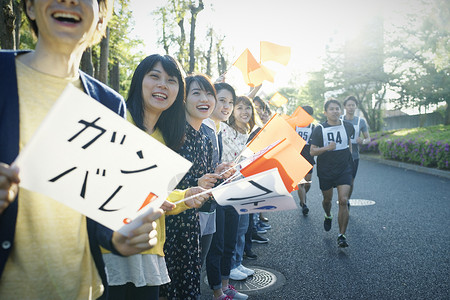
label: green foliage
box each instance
[388,0,450,123]
[18,7,36,50]
[153,0,229,77]
[107,0,145,96]
[369,125,450,170]
[322,17,390,131]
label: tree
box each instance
[153,1,229,77]
[322,16,390,131]
[297,71,327,121]
[107,0,145,95]
[78,0,144,95]
[388,0,450,124]
[98,26,110,84]
[188,0,204,73]
[0,0,16,49]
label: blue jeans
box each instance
[231,214,249,270]
[244,213,256,253]
[205,205,239,290]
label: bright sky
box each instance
[129,0,429,95]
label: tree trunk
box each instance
[0,0,15,49]
[161,8,170,55]
[205,28,213,77]
[93,48,99,79]
[13,0,20,49]
[80,48,94,76]
[98,26,110,84]
[110,57,120,93]
[188,0,204,73]
[177,18,186,67]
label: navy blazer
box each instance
[0,50,126,298]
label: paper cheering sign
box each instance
[212,168,297,214]
[14,84,192,236]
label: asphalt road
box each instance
[200,159,450,299]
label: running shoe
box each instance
[237,264,255,276]
[255,224,267,234]
[324,215,332,231]
[302,204,309,216]
[258,221,272,230]
[223,285,248,300]
[337,234,349,248]
[229,267,247,280]
[251,233,269,244]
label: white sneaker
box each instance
[237,264,255,276]
[223,284,248,300]
[229,267,247,280]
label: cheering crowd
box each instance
[0,1,369,299]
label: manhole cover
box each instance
[204,267,285,293]
[336,199,376,206]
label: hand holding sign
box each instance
[0,163,20,215]
[112,206,164,256]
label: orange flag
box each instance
[286,106,314,129]
[233,49,276,87]
[269,92,288,107]
[242,114,306,158]
[233,49,260,86]
[240,139,312,192]
[260,41,291,66]
[248,65,276,86]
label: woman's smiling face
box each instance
[211,89,234,122]
[185,81,216,124]
[141,61,180,115]
[233,100,253,126]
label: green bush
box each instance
[377,125,450,170]
[360,130,395,154]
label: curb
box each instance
[360,154,450,180]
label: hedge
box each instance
[360,125,450,170]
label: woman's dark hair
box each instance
[228,96,256,134]
[185,74,217,102]
[214,82,236,104]
[252,96,265,108]
[126,54,186,151]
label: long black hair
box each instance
[127,54,186,151]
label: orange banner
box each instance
[240,139,312,192]
[233,49,276,87]
[269,92,288,107]
[248,65,275,86]
[246,114,306,155]
[233,49,260,86]
[286,106,314,128]
[260,41,291,66]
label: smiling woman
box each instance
[184,75,217,130]
[161,74,221,299]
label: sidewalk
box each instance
[360,153,450,180]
